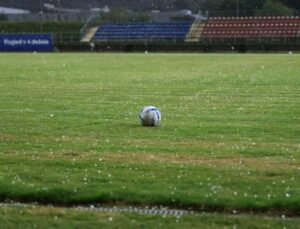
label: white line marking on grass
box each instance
[79,205,190,216]
[0,203,191,216]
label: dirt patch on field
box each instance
[0,134,16,141]
[101,152,300,170]
[8,150,298,171]
[127,139,226,148]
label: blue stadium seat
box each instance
[92,22,192,42]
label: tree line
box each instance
[175,0,299,16]
[0,0,299,15]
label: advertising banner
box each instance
[0,34,53,52]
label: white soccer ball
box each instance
[139,106,161,126]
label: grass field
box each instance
[0,53,300,227]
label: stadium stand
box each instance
[78,15,300,51]
[201,16,300,39]
[92,21,192,42]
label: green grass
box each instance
[1,204,300,229]
[0,53,300,226]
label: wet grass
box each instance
[1,204,300,229]
[0,53,300,226]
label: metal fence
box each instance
[52,32,81,44]
[207,9,300,17]
[3,12,92,22]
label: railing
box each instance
[52,32,81,44]
[80,13,101,38]
[200,34,300,45]
[80,14,100,38]
[207,9,300,17]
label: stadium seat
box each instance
[201,16,300,39]
[93,22,192,42]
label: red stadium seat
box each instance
[202,15,300,39]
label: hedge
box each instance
[0,21,83,34]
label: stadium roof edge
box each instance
[0,6,30,14]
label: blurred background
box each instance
[0,0,300,51]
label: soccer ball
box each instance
[139,106,161,126]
